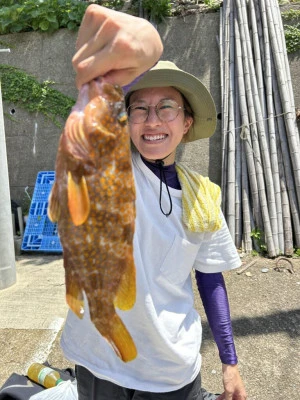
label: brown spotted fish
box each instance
[48,78,137,362]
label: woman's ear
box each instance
[183,116,193,136]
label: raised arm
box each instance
[72,5,163,88]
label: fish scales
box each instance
[48,78,137,362]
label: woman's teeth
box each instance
[143,134,166,141]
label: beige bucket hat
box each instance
[126,60,217,143]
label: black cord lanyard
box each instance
[155,157,173,217]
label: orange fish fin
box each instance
[67,171,90,226]
[114,254,136,311]
[65,279,84,319]
[48,181,60,222]
[105,313,137,362]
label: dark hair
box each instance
[181,93,193,119]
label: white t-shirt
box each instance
[61,152,241,392]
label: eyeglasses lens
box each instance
[127,100,181,123]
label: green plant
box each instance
[0,0,126,34]
[250,228,267,254]
[0,0,88,34]
[0,64,75,127]
[97,1,125,9]
[294,248,300,257]
[132,0,171,22]
[204,0,221,11]
[282,9,300,20]
[21,186,33,216]
[284,23,300,53]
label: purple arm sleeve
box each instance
[122,62,159,95]
[195,270,238,365]
[122,74,145,95]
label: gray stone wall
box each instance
[1,11,300,209]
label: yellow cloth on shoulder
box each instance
[175,163,222,233]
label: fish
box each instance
[48,78,137,362]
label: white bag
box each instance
[29,380,78,400]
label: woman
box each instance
[63,5,247,400]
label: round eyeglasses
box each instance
[127,99,185,124]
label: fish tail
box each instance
[104,313,137,362]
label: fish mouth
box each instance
[142,134,167,142]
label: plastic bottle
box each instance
[27,363,63,388]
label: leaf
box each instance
[46,13,58,23]
[10,24,23,32]
[39,20,49,31]
[67,20,77,30]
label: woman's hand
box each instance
[217,364,247,400]
[72,5,163,88]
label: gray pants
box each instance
[76,365,219,400]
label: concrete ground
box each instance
[0,254,299,399]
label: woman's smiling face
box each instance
[128,87,193,165]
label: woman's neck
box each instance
[141,155,181,190]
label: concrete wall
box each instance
[1,12,299,208]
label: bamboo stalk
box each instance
[221,0,231,214]
[234,35,243,249]
[226,1,236,238]
[249,0,268,134]
[277,133,294,255]
[241,139,252,253]
[260,0,284,253]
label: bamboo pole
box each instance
[241,139,252,253]
[259,0,284,253]
[277,134,294,255]
[249,0,268,135]
[226,1,236,238]
[221,0,231,214]
[234,36,243,249]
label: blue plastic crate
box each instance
[32,184,52,203]
[22,235,43,251]
[40,236,62,252]
[36,171,56,185]
[24,215,47,235]
[43,218,59,236]
[29,201,49,216]
[21,171,63,253]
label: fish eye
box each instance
[118,111,128,125]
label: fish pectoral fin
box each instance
[105,313,137,362]
[68,171,90,226]
[114,254,136,311]
[48,181,61,222]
